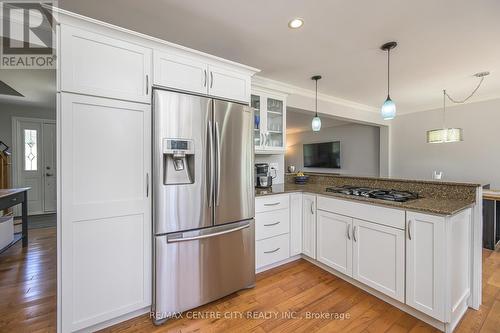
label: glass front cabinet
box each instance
[251,89,287,153]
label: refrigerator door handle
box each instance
[215,121,221,206]
[208,121,214,207]
[166,222,250,243]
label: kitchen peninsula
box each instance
[255,173,482,333]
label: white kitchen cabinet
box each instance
[317,210,353,276]
[60,93,151,332]
[256,233,290,269]
[208,64,250,102]
[255,193,289,213]
[60,25,152,103]
[153,52,251,103]
[252,89,287,154]
[289,193,303,256]
[406,212,446,321]
[153,51,208,94]
[255,208,289,241]
[255,194,291,270]
[352,218,405,302]
[302,194,316,259]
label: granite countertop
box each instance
[255,183,474,216]
[483,189,500,201]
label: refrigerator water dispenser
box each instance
[163,139,195,185]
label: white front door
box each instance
[14,118,56,215]
[42,123,56,212]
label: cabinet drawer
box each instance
[255,194,289,213]
[255,209,289,241]
[256,234,290,269]
[317,195,405,230]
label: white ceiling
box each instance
[287,107,350,134]
[58,0,500,114]
[0,69,56,109]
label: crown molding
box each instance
[396,95,500,116]
[252,76,378,113]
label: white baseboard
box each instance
[256,255,301,273]
[74,306,150,333]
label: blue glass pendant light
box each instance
[380,42,398,120]
[311,75,322,131]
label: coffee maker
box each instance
[255,163,273,188]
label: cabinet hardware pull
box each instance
[264,221,280,227]
[310,201,314,214]
[204,70,207,87]
[146,173,150,197]
[353,226,357,242]
[264,202,280,206]
[408,220,412,240]
[210,72,213,88]
[264,247,280,254]
[146,75,149,95]
[347,224,351,240]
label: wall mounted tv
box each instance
[303,141,341,168]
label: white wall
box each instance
[286,123,380,177]
[391,98,500,187]
[255,154,285,184]
[0,102,56,148]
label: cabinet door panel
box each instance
[290,193,303,256]
[60,93,151,332]
[317,211,353,276]
[154,51,208,94]
[406,212,445,321]
[302,194,316,259]
[60,25,151,103]
[209,65,250,103]
[352,219,404,302]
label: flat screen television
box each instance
[303,141,341,168]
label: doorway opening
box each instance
[0,68,57,331]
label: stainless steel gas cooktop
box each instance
[325,185,419,202]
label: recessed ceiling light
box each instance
[288,18,304,29]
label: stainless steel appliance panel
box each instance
[213,99,254,225]
[153,220,255,323]
[153,89,213,234]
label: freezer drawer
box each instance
[153,220,255,323]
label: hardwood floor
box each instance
[0,228,499,332]
[0,227,56,333]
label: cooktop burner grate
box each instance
[325,185,419,202]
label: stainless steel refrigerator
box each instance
[152,89,255,324]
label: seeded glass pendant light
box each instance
[426,90,463,143]
[311,75,322,132]
[426,72,489,144]
[380,42,398,120]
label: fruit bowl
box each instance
[294,175,309,185]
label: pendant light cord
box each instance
[442,89,447,128]
[444,76,485,104]
[315,79,318,117]
[387,48,390,98]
